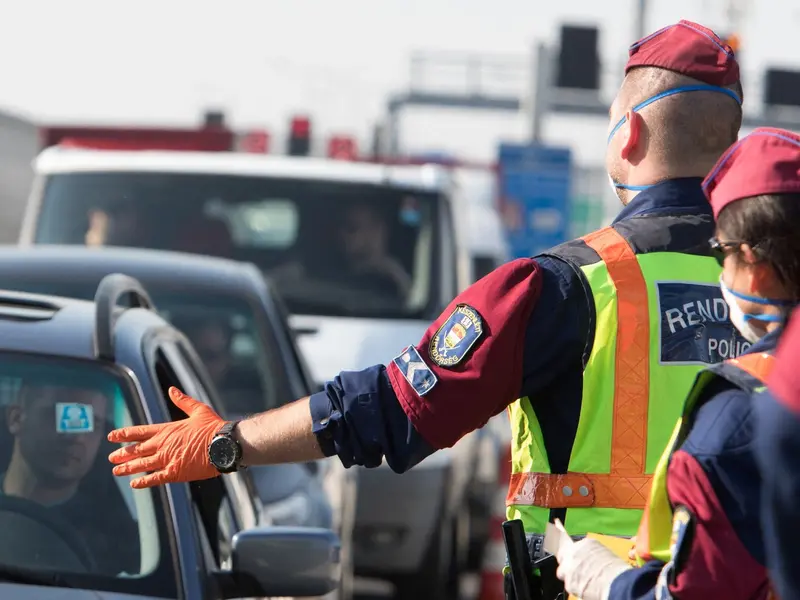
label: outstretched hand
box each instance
[108,387,224,489]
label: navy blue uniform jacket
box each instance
[608,330,780,600]
[756,309,800,600]
[308,178,721,477]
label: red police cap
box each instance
[703,128,800,218]
[626,20,740,87]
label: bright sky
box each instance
[1,0,798,163]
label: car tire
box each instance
[392,513,459,600]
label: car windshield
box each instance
[0,277,287,417]
[0,352,176,596]
[34,172,441,320]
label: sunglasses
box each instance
[708,237,746,267]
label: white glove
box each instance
[556,537,633,600]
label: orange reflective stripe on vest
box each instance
[506,227,652,510]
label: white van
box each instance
[449,166,510,287]
[19,146,489,598]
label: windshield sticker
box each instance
[429,304,484,368]
[56,403,94,434]
[393,345,438,397]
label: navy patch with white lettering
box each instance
[393,345,438,397]
[429,304,484,367]
[657,282,750,364]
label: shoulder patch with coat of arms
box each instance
[655,505,695,599]
[428,304,484,367]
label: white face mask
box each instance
[607,174,618,197]
[719,276,764,343]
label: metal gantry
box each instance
[382,28,800,157]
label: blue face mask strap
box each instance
[744,313,785,323]
[726,284,798,324]
[607,85,743,144]
[608,84,741,191]
[615,182,653,191]
[725,285,797,308]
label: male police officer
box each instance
[107,19,746,599]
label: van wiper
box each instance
[0,563,74,588]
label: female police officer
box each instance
[556,127,800,600]
[757,307,800,600]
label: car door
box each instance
[169,337,264,526]
[160,338,260,527]
[147,336,258,581]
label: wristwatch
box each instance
[208,421,244,474]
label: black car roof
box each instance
[0,245,265,295]
[0,281,165,361]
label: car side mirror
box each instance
[215,526,340,598]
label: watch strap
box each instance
[216,421,237,437]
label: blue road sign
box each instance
[497,143,573,258]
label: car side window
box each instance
[150,341,240,569]
[270,287,318,395]
[193,504,218,573]
[217,495,236,570]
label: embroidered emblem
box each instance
[429,304,484,367]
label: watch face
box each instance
[209,437,238,470]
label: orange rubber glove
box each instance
[108,387,225,489]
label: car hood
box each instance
[289,314,430,385]
[0,583,161,600]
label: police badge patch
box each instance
[655,504,694,598]
[429,304,484,367]
[669,505,693,570]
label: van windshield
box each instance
[34,172,441,320]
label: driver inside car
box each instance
[334,202,412,298]
[172,312,266,417]
[1,378,139,575]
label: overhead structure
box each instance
[383,15,800,157]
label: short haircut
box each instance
[15,380,112,410]
[618,66,743,170]
[716,193,800,299]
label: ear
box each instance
[620,110,642,160]
[740,245,778,293]
[749,260,783,296]
[6,406,23,435]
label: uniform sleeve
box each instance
[755,391,800,600]
[757,312,800,600]
[387,257,545,449]
[309,257,548,472]
[609,385,768,600]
